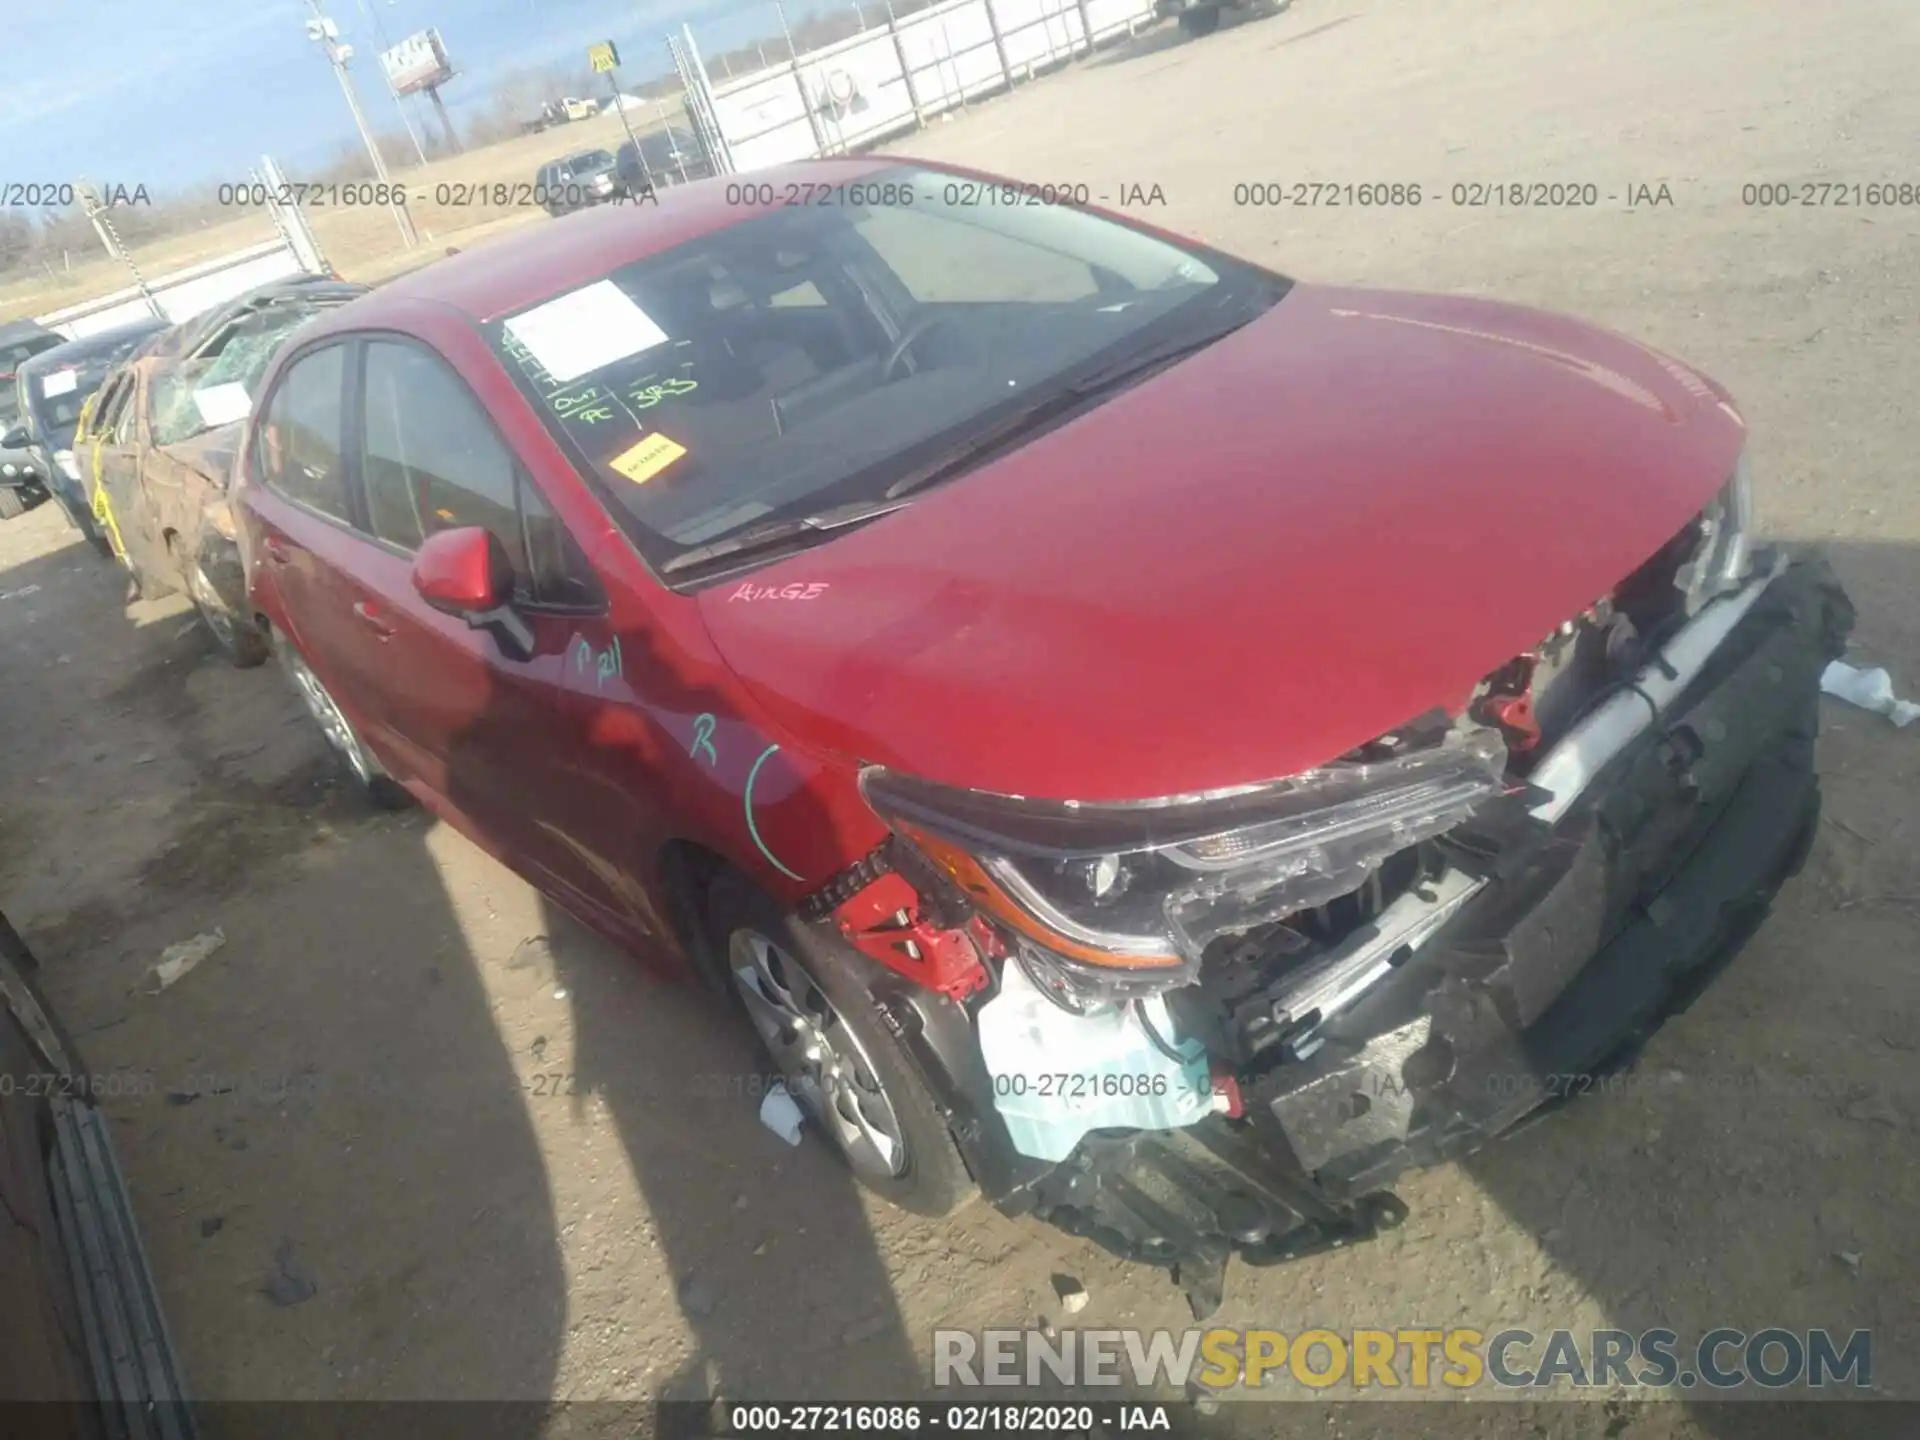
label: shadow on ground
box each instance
[0,530,570,1415]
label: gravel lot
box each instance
[1,1,1915,1434]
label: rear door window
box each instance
[256,344,351,522]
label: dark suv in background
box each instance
[614,123,713,194]
[1,317,171,547]
[0,319,66,518]
[535,149,622,217]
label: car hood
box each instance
[695,282,1747,803]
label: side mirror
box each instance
[412,525,511,613]
[410,526,534,660]
[0,426,28,450]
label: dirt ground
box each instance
[2,0,1917,1433]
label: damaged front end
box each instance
[829,486,1850,1314]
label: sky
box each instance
[0,0,834,193]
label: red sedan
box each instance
[233,157,1847,1311]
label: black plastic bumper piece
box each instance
[1015,553,1849,1311]
[1,913,199,1439]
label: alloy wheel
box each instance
[286,651,372,786]
[728,930,908,1182]
[187,561,238,647]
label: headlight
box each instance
[860,727,1507,991]
[1679,454,1753,611]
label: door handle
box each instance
[352,600,397,639]
[262,536,291,565]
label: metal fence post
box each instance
[773,2,831,158]
[75,181,165,319]
[885,0,928,127]
[983,0,1015,88]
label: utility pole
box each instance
[304,0,417,247]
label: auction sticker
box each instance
[503,280,669,384]
[609,431,687,485]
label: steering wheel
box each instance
[880,311,953,382]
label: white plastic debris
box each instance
[1821,661,1920,728]
[758,1081,804,1146]
[0,584,41,601]
[151,928,225,991]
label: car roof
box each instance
[0,318,56,345]
[140,276,366,362]
[318,156,898,331]
[621,126,693,154]
[18,317,171,374]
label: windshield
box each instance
[1,335,59,428]
[23,331,157,450]
[148,302,335,448]
[487,164,1281,579]
[567,150,615,173]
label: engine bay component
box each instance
[1003,552,1847,1315]
[974,952,1217,1161]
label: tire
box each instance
[0,487,24,520]
[176,537,268,668]
[278,641,412,809]
[707,870,975,1218]
[1179,5,1221,34]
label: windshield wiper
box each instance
[882,314,1257,501]
[661,496,913,575]
[664,309,1259,577]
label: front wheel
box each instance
[707,871,976,1217]
[279,642,412,809]
[1179,5,1222,34]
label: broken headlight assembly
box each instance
[859,726,1508,998]
[1677,453,1753,613]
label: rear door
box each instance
[339,337,644,930]
[244,343,368,717]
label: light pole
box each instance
[304,1,417,246]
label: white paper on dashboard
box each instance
[41,369,79,397]
[192,382,254,427]
[502,280,669,384]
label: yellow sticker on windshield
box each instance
[609,431,687,485]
